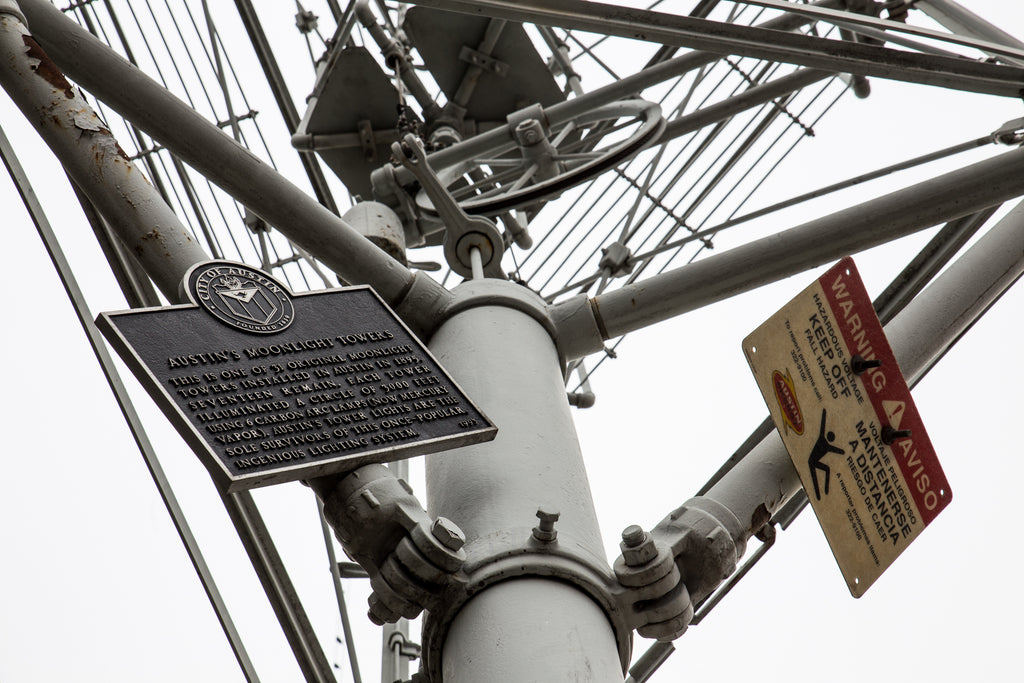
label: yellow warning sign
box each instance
[743,257,951,597]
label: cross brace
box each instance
[403,0,1024,98]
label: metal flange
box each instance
[420,526,634,682]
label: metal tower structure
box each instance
[2,1,1023,681]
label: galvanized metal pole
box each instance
[909,0,1024,66]
[0,2,205,300]
[422,281,625,682]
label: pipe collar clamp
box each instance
[421,530,633,682]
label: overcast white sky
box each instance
[1,2,1023,682]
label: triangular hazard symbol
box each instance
[883,400,905,429]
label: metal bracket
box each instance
[613,497,746,641]
[309,464,467,625]
[458,44,509,77]
[420,518,634,683]
[388,630,423,660]
[391,134,505,278]
[993,117,1024,145]
[599,242,636,278]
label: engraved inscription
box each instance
[160,327,479,472]
[98,280,495,491]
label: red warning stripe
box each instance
[819,257,951,526]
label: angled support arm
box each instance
[17,0,452,335]
[551,142,1024,359]
[615,197,1024,640]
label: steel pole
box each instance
[707,199,1024,539]
[0,5,205,300]
[423,282,623,682]
[580,143,1024,344]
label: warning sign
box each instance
[744,257,951,596]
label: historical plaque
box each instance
[97,261,497,492]
[743,257,950,597]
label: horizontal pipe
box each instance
[589,143,1024,340]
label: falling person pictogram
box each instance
[808,408,844,500]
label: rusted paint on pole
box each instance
[0,5,205,301]
[17,0,451,332]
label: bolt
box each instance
[619,524,658,567]
[851,355,883,375]
[881,426,912,445]
[621,524,647,547]
[430,517,466,551]
[532,508,560,542]
[515,118,544,146]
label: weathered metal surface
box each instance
[402,6,563,123]
[743,258,950,596]
[310,463,467,625]
[17,0,452,331]
[0,9,206,300]
[97,262,496,491]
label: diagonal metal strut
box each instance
[402,0,1024,97]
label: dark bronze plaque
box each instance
[97,261,496,491]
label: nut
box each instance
[620,526,658,567]
[430,517,466,551]
[514,118,544,146]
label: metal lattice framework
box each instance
[2,1,1023,681]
